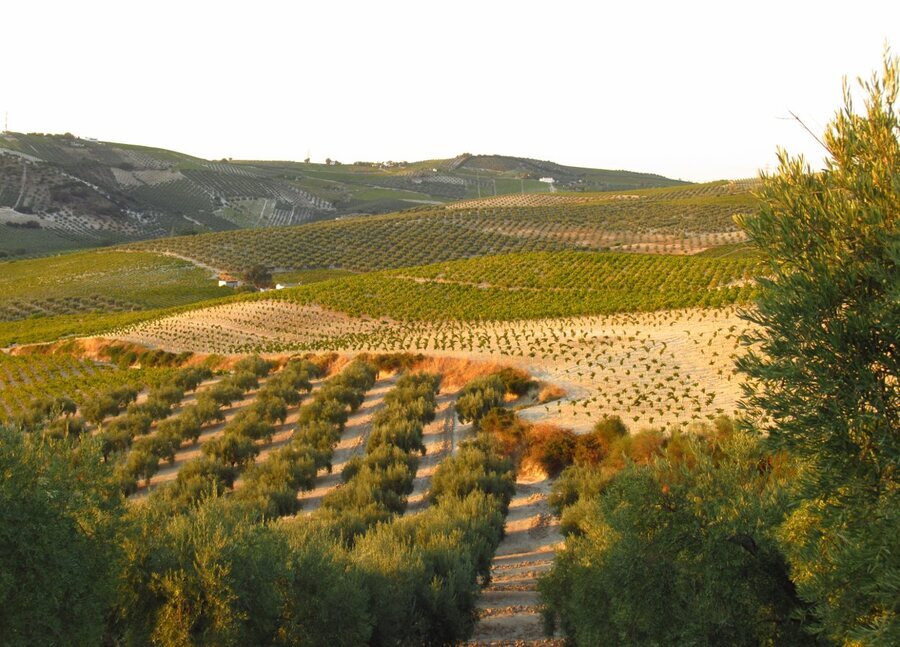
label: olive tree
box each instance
[738,53,900,644]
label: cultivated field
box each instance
[128,180,758,273]
[113,304,751,433]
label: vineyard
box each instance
[0,352,175,423]
[116,250,759,328]
[127,182,758,273]
[0,251,221,317]
[2,134,695,258]
[0,250,228,346]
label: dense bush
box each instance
[494,366,535,396]
[0,428,124,647]
[523,424,577,477]
[478,406,529,459]
[455,374,505,425]
[542,425,816,645]
[573,414,628,465]
[737,54,900,643]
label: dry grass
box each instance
[538,384,566,403]
[410,356,509,392]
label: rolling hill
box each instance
[0,132,688,258]
[129,180,757,273]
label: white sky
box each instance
[4,1,898,182]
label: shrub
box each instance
[478,407,528,459]
[495,366,535,396]
[524,424,576,477]
[574,415,629,465]
[456,374,505,426]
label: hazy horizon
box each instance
[5,0,899,182]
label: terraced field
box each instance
[113,303,750,433]
[2,134,693,258]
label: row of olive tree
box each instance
[233,358,375,517]
[154,358,375,512]
[317,371,441,540]
[0,365,526,646]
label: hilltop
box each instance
[0,132,687,259]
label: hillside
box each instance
[129,180,758,274]
[0,133,687,258]
[0,178,758,348]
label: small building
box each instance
[539,177,555,184]
[218,274,240,288]
[275,283,288,290]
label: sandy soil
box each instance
[113,306,753,434]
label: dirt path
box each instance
[13,163,26,211]
[467,472,564,646]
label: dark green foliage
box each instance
[235,447,318,517]
[429,434,516,508]
[541,428,816,646]
[274,525,371,646]
[298,397,349,428]
[494,366,535,396]
[117,497,288,647]
[81,395,123,427]
[202,431,260,468]
[241,263,273,289]
[12,395,77,431]
[233,355,275,377]
[170,366,212,392]
[366,414,427,455]
[456,374,505,425]
[230,370,260,391]
[157,458,237,509]
[42,414,87,439]
[0,428,124,647]
[118,447,160,489]
[736,54,900,644]
[201,381,244,407]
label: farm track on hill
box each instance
[467,473,564,646]
[127,182,757,274]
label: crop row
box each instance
[127,186,758,273]
[0,250,222,322]
[0,352,175,423]
[316,371,441,539]
[154,358,377,512]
